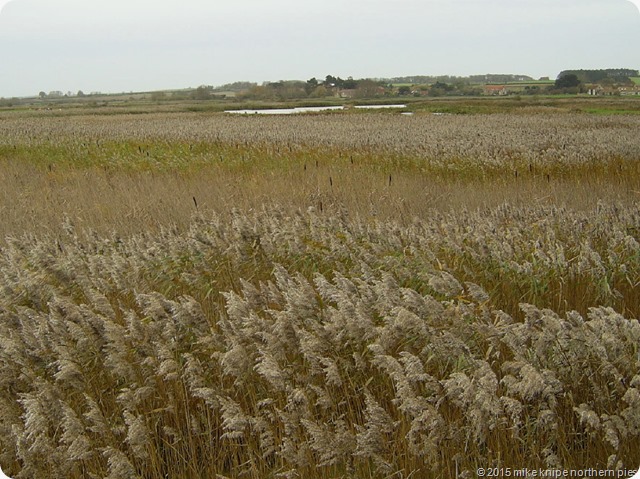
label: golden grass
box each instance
[1,155,638,240]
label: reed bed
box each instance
[2,112,640,173]
[0,109,639,478]
[0,112,639,238]
[0,205,638,478]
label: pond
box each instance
[224,106,345,115]
[224,104,408,115]
[353,104,407,110]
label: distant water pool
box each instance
[224,104,408,115]
[224,106,345,115]
[353,104,407,109]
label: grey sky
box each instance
[0,0,638,97]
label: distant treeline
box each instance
[212,81,258,93]
[558,69,639,83]
[386,74,537,85]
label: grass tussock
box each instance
[0,108,639,478]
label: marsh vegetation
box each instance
[0,102,638,478]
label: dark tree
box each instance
[191,85,212,100]
[342,77,358,89]
[305,77,319,95]
[324,75,345,88]
[555,74,580,89]
[325,75,338,86]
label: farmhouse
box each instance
[483,85,509,96]
[587,85,622,96]
[618,85,640,96]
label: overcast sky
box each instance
[0,0,638,97]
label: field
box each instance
[0,100,639,478]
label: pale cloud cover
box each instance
[0,0,638,97]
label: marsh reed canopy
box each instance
[0,107,638,478]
